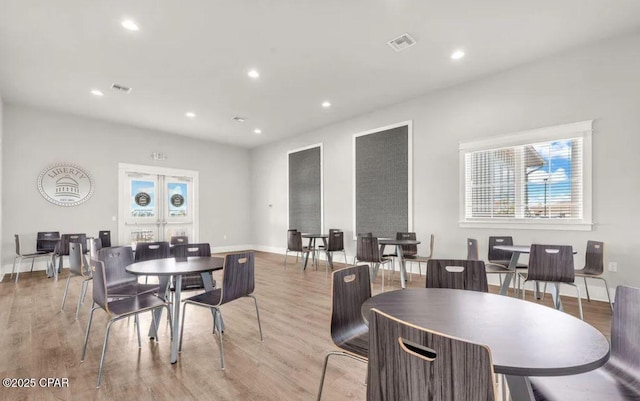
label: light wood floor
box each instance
[0,252,613,401]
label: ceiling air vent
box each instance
[232,116,247,123]
[111,83,132,93]
[387,33,416,52]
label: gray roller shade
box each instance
[288,146,322,233]
[355,125,409,238]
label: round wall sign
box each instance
[171,194,184,207]
[37,164,94,207]
[135,192,151,206]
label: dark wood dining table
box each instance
[126,256,224,363]
[361,288,610,401]
[378,238,420,289]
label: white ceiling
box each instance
[1,1,640,148]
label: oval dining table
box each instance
[361,288,610,401]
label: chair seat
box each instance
[403,254,428,262]
[335,326,369,359]
[184,288,223,307]
[107,293,168,317]
[485,263,512,274]
[19,251,51,258]
[107,282,159,298]
[530,363,640,401]
[574,268,601,277]
[489,259,528,268]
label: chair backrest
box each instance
[173,243,212,258]
[527,244,575,283]
[330,265,371,351]
[170,236,189,245]
[327,230,345,252]
[583,240,604,275]
[426,259,489,292]
[98,230,111,248]
[467,238,479,260]
[396,232,417,256]
[68,242,86,276]
[14,234,22,256]
[367,308,496,401]
[287,230,303,252]
[37,231,60,253]
[59,233,87,256]
[220,252,256,305]
[90,258,109,312]
[89,237,103,260]
[134,241,170,262]
[611,286,640,369]
[98,246,137,287]
[357,235,382,264]
[488,236,514,262]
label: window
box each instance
[459,121,592,231]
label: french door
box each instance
[119,164,198,248]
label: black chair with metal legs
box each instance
[355,235,392,291]
[98,230,112,248]
[81,258,172,388]
[398,232,435,280]
[317,265,371,401]
[530,285,640,401]
[522,244,583,320]
[98,246,159,298]
[467,238,516,290]
[575,240,612,311]
[61,243,92,320]
[324,230,348,270]
[169,243,216,296]
[11,234,52,283]
[179,252,263,370]
[170,235,189,245]
[367,308,497,401]
[283,230,313,269]
[488,236,527,294]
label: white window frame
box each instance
[459,120,593,231]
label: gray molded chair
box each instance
[81,258,171,388]
[400,232,435,279]
[11,234,53,283]
[170,235,189,245]
[61,242,92,320]
[575,240,612,311]
[170,243,215,293]
[134,241,170,261]
[355,235,392,291]
[98,246,159,298]
[488,236,528,293]
[283,230,313,269]
[89,238,102,261]
[179,252,263,369]
[36,231,60,254]
[324,230,348,269]
[468,238,517,289]
[367,308,497,401]
[426,259,489,292]
[522,244,583,320]
[98,230,111,248]
[316,265,371,401]
[56,233,88,273]
[530,285,640,401]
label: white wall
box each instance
[251,31,640,299]
[2,104,252,273]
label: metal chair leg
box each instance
[248,295,264,341]
[14,258,22,283]
[283,250,289,268]
[135,315,142,348]
[598,277,613,311]
[571,284,584,320]
[96,320,114,388]
[11,256,18,279]
[583,276,591,302]
[75,280,88,320]
[151,310,159,343]
[179,302,189,352]
[214,308,225,370]
[81,306,98,362]
[30,258,36,272]
[61,274,72,310]
[316,351,367,401]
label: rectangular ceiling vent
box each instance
[388,33,416,52]
[232,116,246,123]
[111,83,132,93]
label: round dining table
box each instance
[126,256,224,364]
[361,288,610,401]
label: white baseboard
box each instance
[211,244,255,254]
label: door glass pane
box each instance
[131,180,156,218]
[130,229,156,247]
[167,182,188,217]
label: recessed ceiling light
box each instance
[247,69,260,79]
[185,112,196,118]
[451,49,465,60]
[322,101,331,108]
[254,129,262,134]
[121,19,139,31]
[90,89,104,97]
